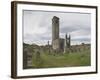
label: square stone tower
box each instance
[52,16,60,51]
[52,16,59,41]
[52,16,71,52]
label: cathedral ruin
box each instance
[52,16,71,53]
[23,16,91,69]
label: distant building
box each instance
[52,16,71,52]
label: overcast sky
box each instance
[23,10,91,45]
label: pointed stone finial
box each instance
[65,33,67,39]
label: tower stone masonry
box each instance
[52,16,71,53]
[52,16,59,41]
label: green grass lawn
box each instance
[32,49,91,68]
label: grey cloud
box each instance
[71,37,90,42]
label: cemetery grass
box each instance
[32,49,91,68]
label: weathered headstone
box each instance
[23,48,33,69]
[35,51,41,61]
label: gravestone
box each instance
[35,51,41,61]
[23,48,33,69]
